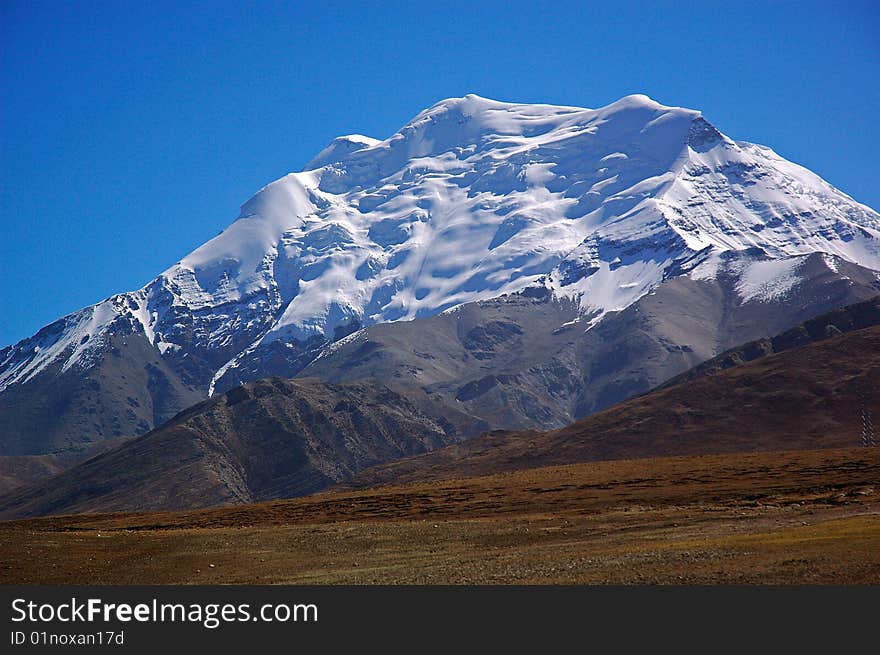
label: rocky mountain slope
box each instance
[302,253,880,429]
[3,94,880,458]
[0,377,475,518]
[348,319,880,488]
[3,297,879,518]
[658,294,880,388]
[0,438,130,495]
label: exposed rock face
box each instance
[302,253,880,430]
[348,320,880,488]
[0,377,476,518]
[4,293,880,518]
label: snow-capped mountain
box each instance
[3,94,880,455]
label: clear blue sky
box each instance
[2,0,878,347]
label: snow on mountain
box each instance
[304,134,382,171]
[3,93,880,395]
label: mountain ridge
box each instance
[347,318,880,489]
[3,93,880,457]
[4,295,879,518]
[0,376,479,518]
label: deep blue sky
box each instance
[2,1,878,347]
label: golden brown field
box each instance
[1,447,878,584]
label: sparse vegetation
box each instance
[2,447,877,584]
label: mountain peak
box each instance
[607,93,665,109]
[303,134,381,170]
[422,93,511,113]
[422,92,681,117]
[305,94,705,180]
[3,93,879,403]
